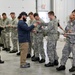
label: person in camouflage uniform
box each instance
[0,15,4,64]
[56,14,75,72]
[45,11,59,67]
[0,16,2,24]
[9,12,18,53]
[27,12,36,58]
[1,13,11,51]
[0,15,4,47]
[32,13,45,63]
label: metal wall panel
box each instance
[54,0,75,31]
[0,0,36,18]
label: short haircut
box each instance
[34,13,39,17]
[10,12,15,15]
[48,11,55,16]
[2,13,6,16]
[28,12,34,16]
[72,9,75,13]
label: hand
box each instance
[41,26,44,29]
[0,26,3,28]
[68,30,72,33]
[2,26,5,28]
[32,30,36,33]
[36,21,41,25]
[33,23,38,27]
[63,33,68,37]
[8,25,12,27]
[62,30,65,32]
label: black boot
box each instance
[45,62,54,67]
[72,74,75,75]
[17,52,20,56]
[27,54,31,58]
[6,48,10,51]
[0,44,4,47]
[0,60,4,64]
[69,66,75,72]
[31,57,39,62]
[31,55,35,60]
[56,65,66,71]
[9,50,17,53]
[31,55,35,58]
[54,60,59,66]
[39,59,45,63]
[3,48,7,51]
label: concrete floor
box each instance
[0,40,75,75]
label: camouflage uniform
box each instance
[0,25,1,58]
[47,19,59,63]
[1,18,11,49]
[10,18,18,51]
[60,20,75,66]
[0,18,3,44]
[28,19,36,55]
[34,18,45,59]
[0,18,2,25]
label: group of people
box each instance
[17,10,75,75]
[0,9,75,75]
[0,12,18,63]
[17,11,65,68]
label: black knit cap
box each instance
[18,12,28,19]
[20,12,28,17]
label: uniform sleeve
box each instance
[47,21,54,32]
[65,22,71,32]
[41,22,54,33]
[19,22,34,31]
[41,23,48,26]
[13,20,18,25]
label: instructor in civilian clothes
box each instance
[18,12,37,68]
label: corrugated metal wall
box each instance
[54,0,75,31]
